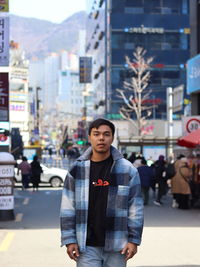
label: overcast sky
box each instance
[10,0,86,23]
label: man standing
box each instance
[60,118,144,267]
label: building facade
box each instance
[86,0,190,119]
[187,0,200,115]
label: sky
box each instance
[9,0,86,24]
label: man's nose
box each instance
[99,134,104,140]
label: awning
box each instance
[177,128,200,148]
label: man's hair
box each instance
[88,118,115,136]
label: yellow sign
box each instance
[0,0,9,12]
[184,28,190,34]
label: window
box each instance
[125,0,143,7]
[124,7,144,13]
[112,33,124,49]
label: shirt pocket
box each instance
[108,185,129,211]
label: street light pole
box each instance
[167,87,173,157]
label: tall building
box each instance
[86,0,190,119]
[187,0,200,115]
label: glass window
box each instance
[144,0,160,13]
[125,0,143,7]
[124,7,144,14]
[112,33,124,49]
[164,33,179,49]
[112,68,121,84]
[180,34,189,50]
[182,0,189,14]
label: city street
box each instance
[0,187,200,267]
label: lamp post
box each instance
[167,87,173,157]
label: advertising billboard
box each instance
[187,54,200,94]
[0,16,9,66]
[0,72,9,121]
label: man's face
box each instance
[88,125,114,154]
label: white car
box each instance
[15,163,68,187]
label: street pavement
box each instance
[0,187,200,267]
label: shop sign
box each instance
[126,25,164,34]
[10,67,29,80]
[187,54,200,94]
[0,17,9,66]
[0,0,9,12]
[0,121,9,146]
[0,164,14,210]
[182,116,200,136]
[0,72,9,121]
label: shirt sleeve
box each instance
[60,165,77,246]
[128,167,144,245]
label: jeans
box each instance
[77,246,126,267]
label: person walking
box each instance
[138,158,154,205]
[17,156,31,190]
[60,118,144,267]
[171,157,191,209]
[153,155,167,206]
[30,156,43,191]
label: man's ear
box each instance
[88,135,91,143]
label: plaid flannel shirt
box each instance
[60,146,144,252]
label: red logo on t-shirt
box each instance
[93,179,109,187]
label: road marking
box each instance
[0,233,15,251]
[15,213,23,222]
[23,197,29,205]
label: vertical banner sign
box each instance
[0,16,9,66]
[79,57,92,83]
[0,164,14,211]
[0,72,9,121]
[0,0,9,12]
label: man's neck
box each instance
[90,150,111,162]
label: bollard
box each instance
[0,152,16,221]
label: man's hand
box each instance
[121,242,138,261]
[66,243,80,261]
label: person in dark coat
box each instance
[153,155,167,206]
[138,159,154,205]
[31,156,43,191]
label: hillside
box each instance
[10,11,87,59]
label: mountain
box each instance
[10,11,87,59]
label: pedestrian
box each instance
[153,155,167,206]
[137,158,154,205]
[171,157,191,209]
[128,152,136,163]
[60,118,144,267]
[48,147,52,157]
[30,156,43,191]
[17,156,31,190]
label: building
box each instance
[86,0,190,119]
[187,0,200,115]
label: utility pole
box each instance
[167,87,173,157]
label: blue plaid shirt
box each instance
[60,146,144,252]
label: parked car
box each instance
[14,163,68,187]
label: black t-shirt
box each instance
[86,155,113,246]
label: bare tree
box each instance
[117,47,154,136]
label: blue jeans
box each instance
[77,246,126,267]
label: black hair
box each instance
[22,156,27,161]
[141,158,147,165]
[33,155,38,161]
[88,118,115,136]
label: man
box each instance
[60,118,144,267]
[153,155,167,206]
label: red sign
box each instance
[186,118,200,133]
[0,72,9,121]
